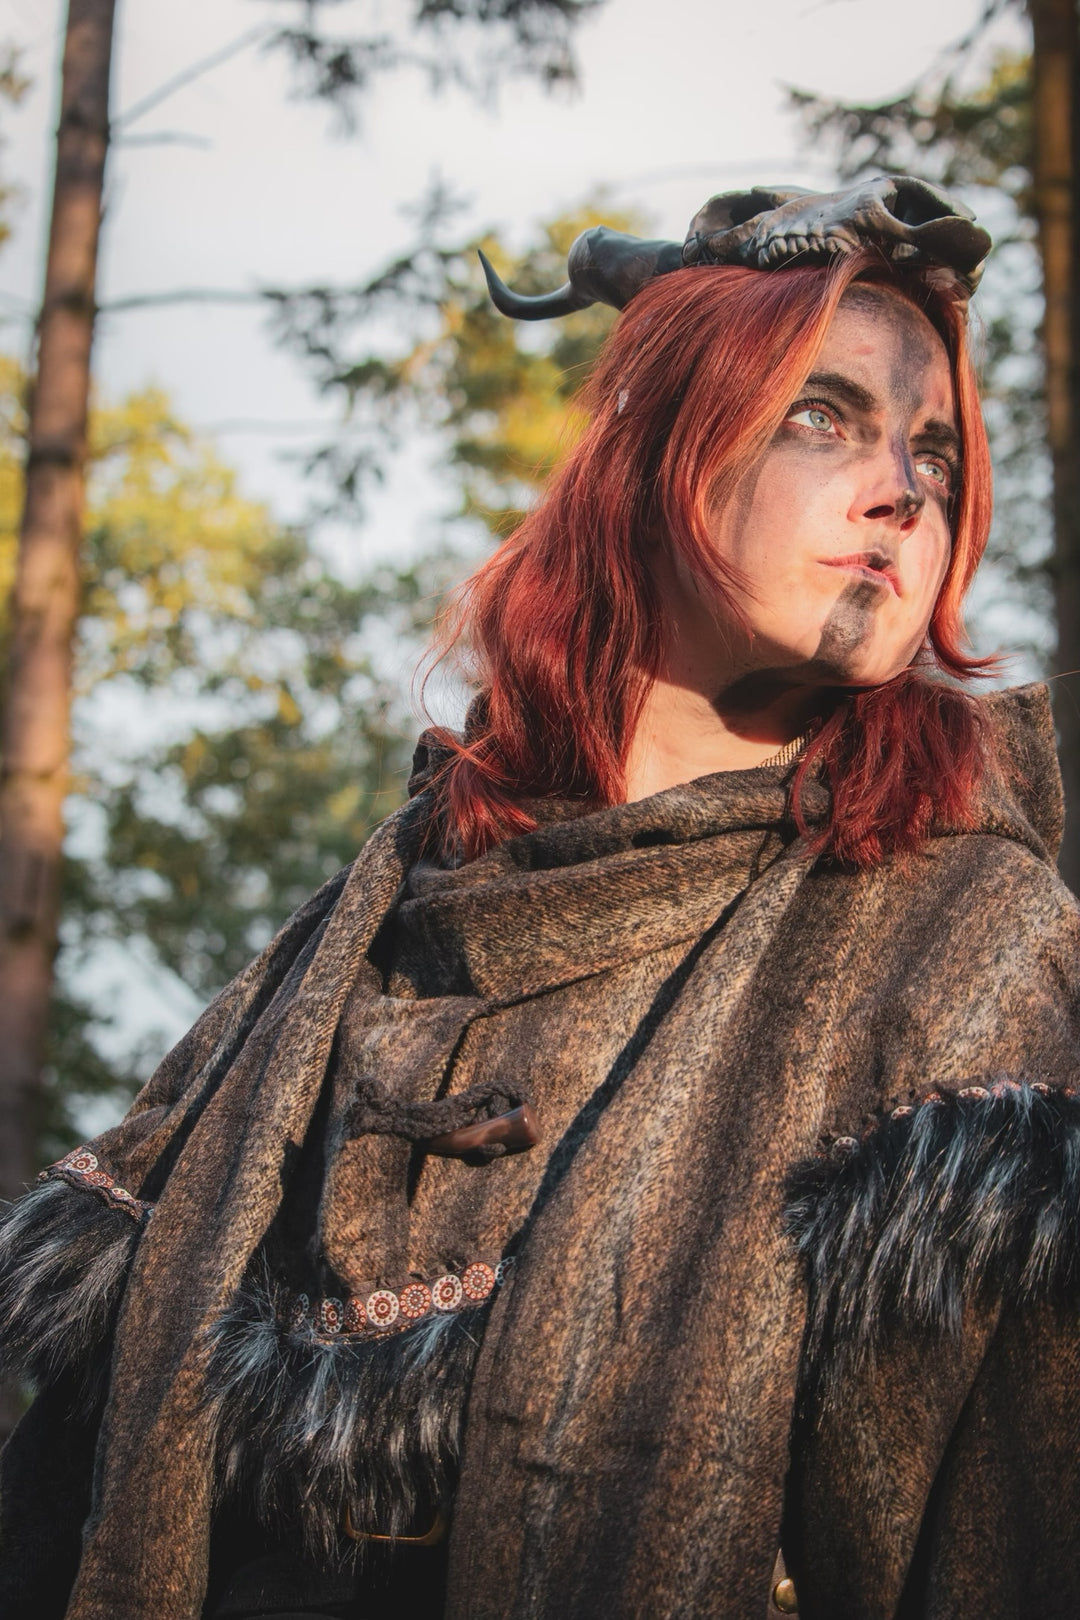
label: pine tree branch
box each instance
[112,24,273,131]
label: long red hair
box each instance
[423,251,994,866]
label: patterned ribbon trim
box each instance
[39,1147,153,1222]
[287,1255,515,1343]
[40,1145,517,1341]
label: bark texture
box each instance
[1031,0,1080,889]
[0,0,115,1452]
[0,0,115,1212]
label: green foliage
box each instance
[0,355,20,612]
[81,388,317,688]
[0,361,430,1147]
[37,985,149,1170]
[75,544,425,998]
[0,42,30,254]
[789,49,1033,208]
[263,0,605,127]
[269,194,630,535]
[428,209,621,535]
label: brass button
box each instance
[772,1576,799,1614]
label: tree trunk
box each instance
[0,0,115,1202]
[1031,0,1080,888]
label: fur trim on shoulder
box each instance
[785,1081,1080,1384]
[205,1267,489,1558]
[0,1177,142,1406]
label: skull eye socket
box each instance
[888,178,965,229]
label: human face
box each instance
[703,283,959,693]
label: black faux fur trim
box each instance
[205,1267,490,1558]
[0,1178,141,1407]
[785,1082,1080,1383]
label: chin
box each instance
[817,651,917,689]
[851,665,919,690]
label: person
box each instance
[2,177,1079,1620]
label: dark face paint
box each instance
[812,578,882,673]
[841,286,944,515]
[714,579,880,735]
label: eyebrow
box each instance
[803,371,962,461]
[803,370,877,415]
[917,418,963,463]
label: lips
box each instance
[820,552,901,596]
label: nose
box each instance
[856,442,926,531]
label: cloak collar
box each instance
[388,752,800,1002]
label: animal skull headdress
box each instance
[479,177,991,319]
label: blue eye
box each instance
[789,405,835,432]
[916,456,949,486]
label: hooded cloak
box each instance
[1,683,1079,1620]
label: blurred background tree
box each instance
[263,0,604,114]
[262,194,624,531]
[0,200,621,1169]
[0,0,614,1224]
[0,365,425,1159]
[0,45,30,255]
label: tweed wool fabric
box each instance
[1,684,1079,1620]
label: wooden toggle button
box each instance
[419,1103,540,1159]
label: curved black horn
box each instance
[477,250,594,321]
[480,229,686,322]
[479,183,992,321]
